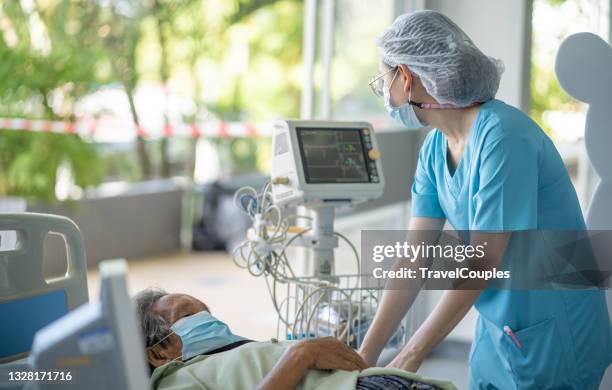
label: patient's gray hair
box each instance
[134,288,171,348]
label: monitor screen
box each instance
[297,128,370,183]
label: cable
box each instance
[231,181,374,346]
[333,231,361,276]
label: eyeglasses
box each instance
[368,67,397,97]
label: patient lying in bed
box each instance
[134,288,455,390]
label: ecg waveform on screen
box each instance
[300,129,368,183]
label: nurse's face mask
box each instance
[149,310,243,361]
[383,68,427,129]
[379,66,479,129]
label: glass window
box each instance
[530,0,610,205]
[326,0,398,130]
[0,0,305,201]
[531,0,609,141]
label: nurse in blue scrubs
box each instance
[358,11,611,389]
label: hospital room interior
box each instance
[1,0,611,389]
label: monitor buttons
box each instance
[368,149,380,160]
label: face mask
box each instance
[151,311,243,361]
[173,311,244,360]
[384,86,426,129]
[383,70,427,129]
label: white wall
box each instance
[426,0,532,111]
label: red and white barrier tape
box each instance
[0,117,273,140]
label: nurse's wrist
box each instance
[404,340,427,362]
[357,339,383,366]
[357,345,376,366]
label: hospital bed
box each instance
[0,213,88,365]
[0,213,148,389]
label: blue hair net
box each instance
[376,10,505,107]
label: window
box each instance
[329,0,396,128]
[303,0,419,130]
[531,0,610,206]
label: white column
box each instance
[609,0,612,42]
[300,0,317,120]
[319,0,335,119]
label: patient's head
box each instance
[134,288,209,370]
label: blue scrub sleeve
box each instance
[411,136,446,219]
[472,135,539,231]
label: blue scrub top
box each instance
[411,99,612,389]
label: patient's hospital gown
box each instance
[411,99,612,389]
[151,341,456,390]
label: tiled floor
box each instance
[87,251,469,388]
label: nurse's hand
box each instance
[386,346,424,372]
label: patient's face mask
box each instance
[173,311,243,360]
[150,311,243,361]
[383,69,427,129]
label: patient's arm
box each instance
[256,337,368,390]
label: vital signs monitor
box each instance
[271,120,385,206]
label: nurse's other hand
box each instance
[386,348,423,372]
